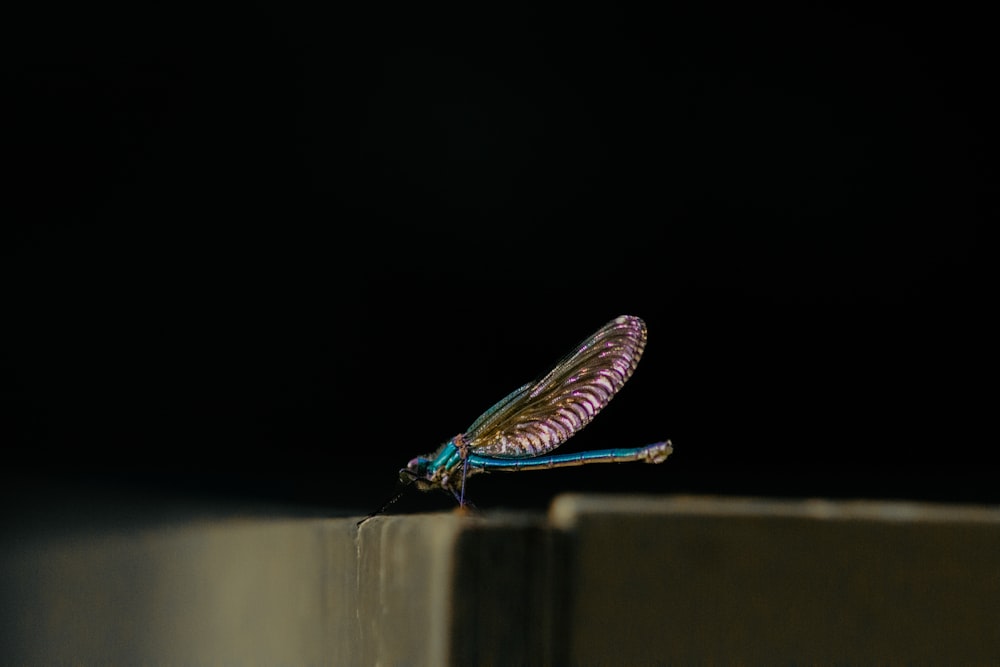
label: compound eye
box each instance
[402,457,427,479]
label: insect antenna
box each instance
[356,475,416,527]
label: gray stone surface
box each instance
[3,494,1000,664]
[2,517,354,664]
[551,494,1000,665]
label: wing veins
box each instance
[461,315,647,458]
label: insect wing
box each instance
[463,382,534,436]
[463,315,647,458]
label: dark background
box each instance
[2,5,994,519]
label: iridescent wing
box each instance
[462,315,647,458]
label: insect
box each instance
[358,315,672,524]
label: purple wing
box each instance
[462,315,647,458]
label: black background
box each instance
[3,5,994,518]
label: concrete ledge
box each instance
[550,495,1000,665]
[1,517,354,664]
[4,495,1000,664]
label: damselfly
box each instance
[359,315,672,523]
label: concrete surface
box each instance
[3,494,1000,664]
